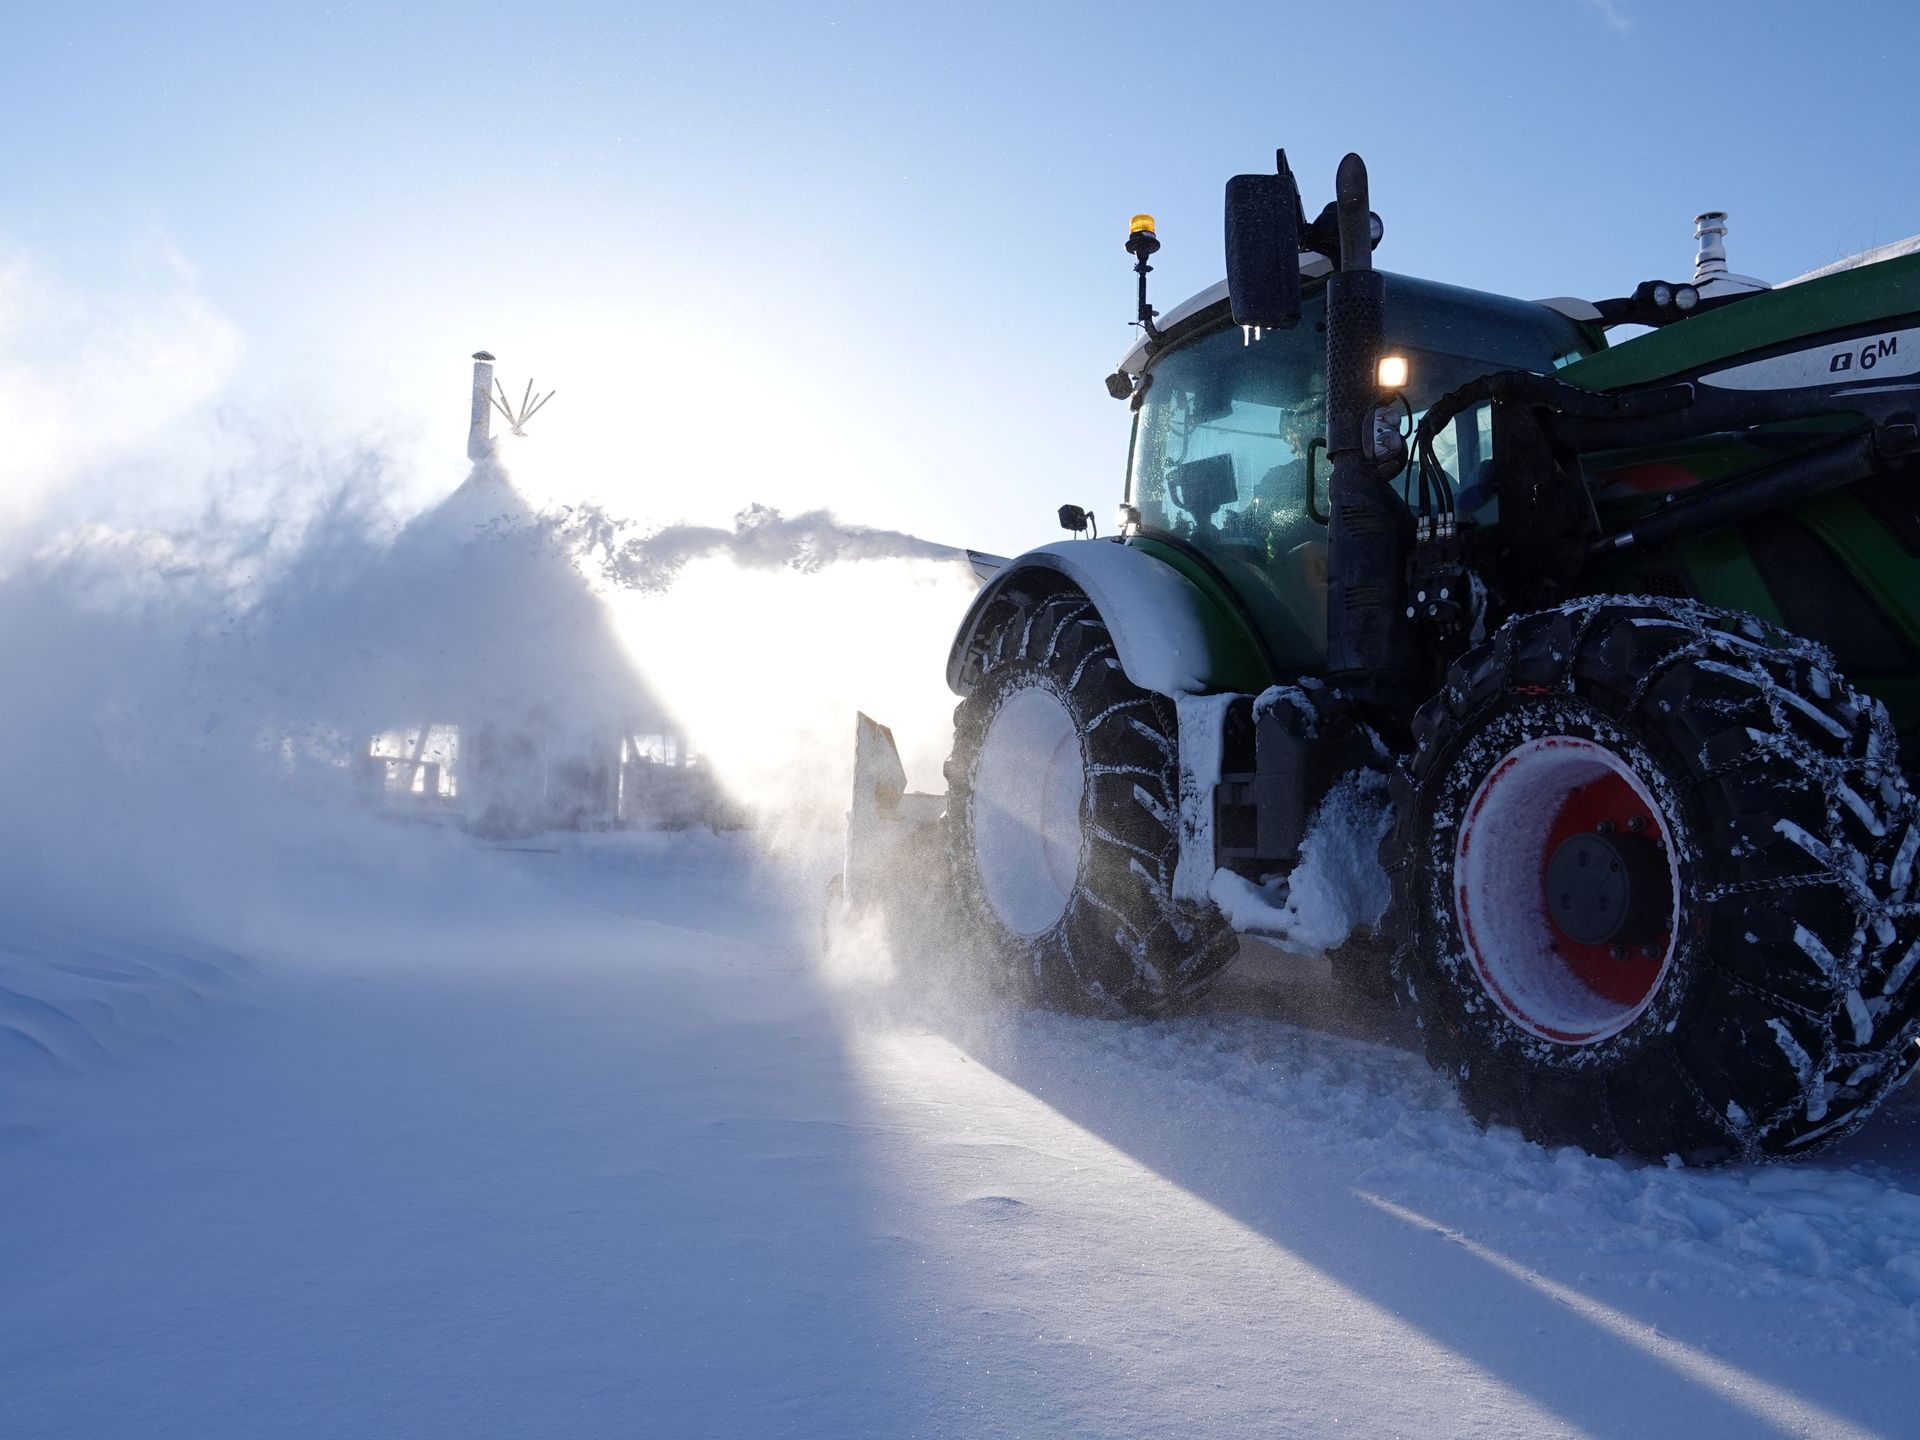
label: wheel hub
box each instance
[1544,829,1673,949]
[970,683,1086,938]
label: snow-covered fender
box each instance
[944,539,1269,699]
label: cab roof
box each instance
[1119,264,1594,376]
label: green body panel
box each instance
[1776,493,1920,733]
[1674,531,1782,623]
[1123,534,1275,692]
[1806,492,1920,636]
[1586,436,1920,735]
[1475,258,1920,741]
[1572,264,1920,738]
[1584,505,1920,737]
[1586,526,1783,621]
[1558,252,1920,391]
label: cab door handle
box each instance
[1305,437,1329,525]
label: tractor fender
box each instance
[945,539,1267,698]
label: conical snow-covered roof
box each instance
[343,456,670,745]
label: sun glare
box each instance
[598,552,976,827]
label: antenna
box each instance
[490,373,556,437]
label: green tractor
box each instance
[847,149,1920,1165]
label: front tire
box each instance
[1396,599,1920,1164]
[946,589,1237,1013]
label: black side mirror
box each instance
[1224,151,1303,330]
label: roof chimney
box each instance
[467,351,496,463]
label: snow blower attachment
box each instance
[847,144,1920,1163]
[840,714,944,915]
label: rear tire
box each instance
[946,590,1237,1014]
[1395,599,1920,1164]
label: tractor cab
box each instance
[1117,273,1593,671]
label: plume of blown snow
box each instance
[575,504,979,841]
[0,231,978,938]
[0,440,405,936]
[0,421,981,939]
[564,502,962,592]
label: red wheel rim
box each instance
[1454,735,1679,1044]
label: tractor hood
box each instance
[1560,248,1920,393]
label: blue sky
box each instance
[6,0,1918,555]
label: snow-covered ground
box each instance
[4,824,1915,1439]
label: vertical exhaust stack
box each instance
[467,351,496,462]
[1691,213,1770,299]
[1322,153,1418,704]
[1693,212,1730,284]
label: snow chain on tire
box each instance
[1393,597,1920,1164]
[946,588,1238,1014]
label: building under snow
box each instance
[364,353,735,835]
